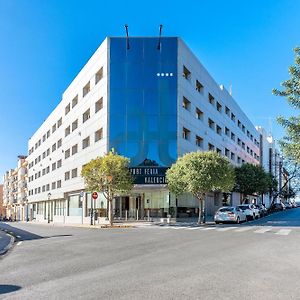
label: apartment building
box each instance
[26,37,260,223]
[2,155,28,220]
[0,184,4,217]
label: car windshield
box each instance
[238,205,249,210]
[219,207,234,212]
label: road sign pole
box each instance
[90,195,93,226]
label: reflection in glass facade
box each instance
[109,37,178,167]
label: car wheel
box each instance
[236,217,240,224]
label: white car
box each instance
[214,206,247,224]
[237,204,260,220]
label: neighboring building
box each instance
[26,37,260,224]
[0,184,4,217]
[2,156,28,220]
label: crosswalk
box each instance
[137,224,296,236]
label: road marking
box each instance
[216,227,238,232]
[173,226,189,229]
[202,227,216,231]
[186,227,203,230]
[235,227,253,232]
[275,229,291,236]
[6,234,11,237]
[17,241,22,246]
[16,235,21,238]
[254,227,272,234]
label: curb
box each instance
[0,230,15,257]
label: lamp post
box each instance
[47,192,51,223]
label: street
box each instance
[0,208,300,300]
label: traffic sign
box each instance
[92,192,98,200]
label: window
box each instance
[225,148,230,158]
[42,134,46,142]
[237,157,241,164]
[247,130,250,137]
[196,80,204,93]
[208,93,215,105]
[52,143,56,152]
[71,168,78,178]
[231,113,235,122]
[195,107,203,120]
[242,125,245,133]
[57,180,61,188]
[65,171,70,181]
[196,135,203,148]
[46,166,50,173]
[231,152,235,161]
[52,124,57,133]
[57,159,62,168]
[95,98,103,113]
[183,66,191,80]
[42,152,46,159]
[42,169,46,176]
[182,96,191,111]
[42,185,45,192]
[250,149,253,156]
[57,117,62,128]
[65,149,70,159]
[72,95,78,108]
[182,127,190,140]
[72,144,78,155]
[65,103,71,115]
[95,67,103,84]
[52,182,56,190]
[82,136,90,149]
[52,162,56,171]
[242,142,245,150]
[225,127,230,136]
[216,125,222,135]
[208,143,215,151]
[216,102,222,112]
[57,138,62,148]
[46,148,50,156]
[216,148,222,155]
[83,81,90,97]
[250,134,253,141]
[208,118,215,130]
[237,138,241,146]
[46,131,50,139]
[231,132,235,141]
[238,120,241,128]
[46,184,50,191]
[95,128,103,142]
[72,119,78,132]
[65,126,71,137]
[247,146,250,153]
[225,106,230,116]
[83,109,90,123]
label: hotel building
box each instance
[25,37,260,224]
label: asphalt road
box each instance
[0,208,300,300]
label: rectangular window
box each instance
[82,136,90,149]
[57,139,62,148]
[216,102,222,112]
[83,81,90,97]
[72,95,78,108]
[242,142,245,150]
[65,171,70,181]
[52,143,56,152]
[46,184,50,191]
[57,180,61,188]
[183,66,191,80]
[247,130,250,137]
[46,148,50,156]
[95,98,103,113]
[237,138,241,146]
[238,120,241,128]
[208,93,215,105]
[237,157,241,164]
[71,168,78,178]
[42,152,46,159]
[231,152,235,161]
[216,125,222,135]
[95,67,103,84]
[42,134,46,142]
[182,127,190,140]
[83,109,90,123]
[242,125,245,133]
[195,107,203,120]
[231,132,235,141]
[42,169,45,176]
[46,166,50,173]
[57,159,62,168]
[208,118,215,130]
[196,80,204,93]
[225,148,230,158]
[208,143,215,151]
[95,128,103,142]
[52,162,56,171]
[231,113,235,122]
[225,127,230,136]
[72,119,78,132]
[52,182,56,190]
[196,135,203,148]
[65,126,71,137]
[65,149,70,159]
[65,103,71,115]
[72,144,78,155]
[216,148,222,155]
[46,131,50,138]
[42,185,45,192]
[225,106,230,116]
[52,123,57,133]
[182,96,191,111]
[57,117,62,128]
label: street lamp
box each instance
[47,192,51,223]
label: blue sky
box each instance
[0,0,299,177]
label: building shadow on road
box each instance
[0,222,73,241]
[0,284,21,295]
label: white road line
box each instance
[275,229,291,236]
[202,227,216,231]
[235,227,253,232]
[186,227,203,230]
[17,241,22,246]
[216,227,238,232]
[173,226,189,230]
[254,227,272,234]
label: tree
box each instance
[81,150,133,226]
[166,151,235,224]
[234,164,272,202]
[273,47,300,162]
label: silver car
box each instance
[214,206,247,224]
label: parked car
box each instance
[214,206,247,224]
[271,202,286,211]
[255,204,268,217]
[237,204,260,220]
[284,202,293,209]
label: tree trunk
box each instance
[108,198,113,227]
[197,194,205,224]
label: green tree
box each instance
[273,47,300,162]
[166,151,235,224]
[81,150,133,226]
[234,164,272,202]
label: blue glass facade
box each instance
[109,37,178,167]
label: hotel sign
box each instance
[129,166,169,184]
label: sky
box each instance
[0,0,299,178]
